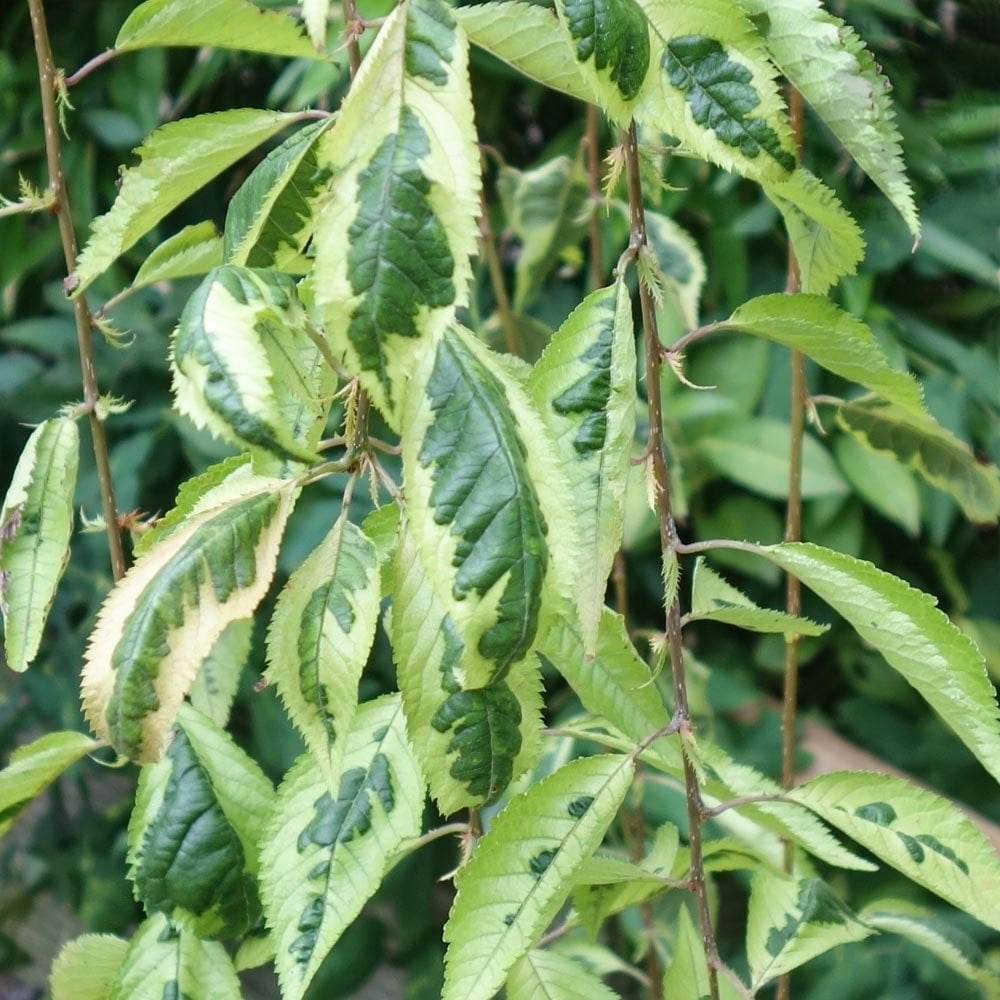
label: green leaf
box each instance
[265,514,380,796]
[527,281,635,653]
[791,771,1000,931]
[128,704,274,937]
[644,209,707,330]
[132,221,223,290]
[311,0,480,428]
[188,617,253,727]
[719,294,924,414]
[393,520,543,813]
[699,417,848,499]
[555,0,651,110]
[507,949,623,1000]
[662,905,745,1000]
[456,2,595,103]
[738,0,918,236]
[171,265,335,466]
[51,934,128,1000]
[687,558,827,636]
[763,167,865,294]
[224,118,337,271]
[834,434,920,535]
[73,109,302,292]
[82,480,294,762]
[109,913,241,1000]
[0,731,99,840]
[261,694,425,1000]
[442,754,634,1000]
[837,398,1000,524]
[403,328,555,686]
[115,0,320,59]
[497,155,591,313]
[0,418,78,671]
[746,872,873,988]
[635,0,796,180]
[761,542,1000,785]
[302,0,331,49]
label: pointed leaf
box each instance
[835,434,920,536]
[115,0,320,58]
[171,265,335,465]
[746,872,873,988]
[762,542,1000,785]
[527,281,635,653]
[1,417,78,671]
[266,515,380,795]
[188,617,253,727]
[311,0,480,427]
[132,221,223,290]
[719,294,924,414]
[837,398,1000,524]
[644,209,706,330]
[302,0,331,49]
[224,118,337,271]
[51,934,128,1000]
[0,731,99,840]
[443,754,634,1000]
[507,949,622,1000]
[687,558,827,636]
[261,695,425,1000]
[82,481,294,762]
[791,771,1000,931]
[73,110,302,292]
[109,913,241,1000]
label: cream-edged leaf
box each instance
[265,514,380,795]
[507,948,623,1000]
[131,221,223,290]
[261,695,425,1000]
[82,481,294,762]
[311,0,480,427]
[527,281,635,653]
[0,418,78,671]
[644,209,706,331]
[791,771,1000,931]
[50,934,129,1000]
[302,0,331,49]
[443,754,634,1000]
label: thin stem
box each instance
[701,793,789,819]
[28,0,125,582]
[622,121,718,1000]
[0,196,54,218]
[64,47,116,87]
[341,0,362,77]
[585,104,604,291]
[479,189,520,355]
[665,321,722,357]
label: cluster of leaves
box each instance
[1,0,998,998]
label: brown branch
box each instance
[28,0,126,582]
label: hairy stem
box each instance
[623,121,718,1000]
[28,0,126,582]
[341,0,363,76]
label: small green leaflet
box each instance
[311,0,480,428]
[108,913,241,1000]
[456,2,595,103]
[497,155,591,313]
[224,118,337,271]
[0,731,99,841]
[635,0,796,181]
[442,754,634,1000]
[527,281,635,654]
[686,558,827,636]
[82,480,294,762]
[835,434,920,536]
[763,167,865,294]
[719,293,925,414]
[393,521,542,813]
[50,934,128,1000]
[171,265,334,466]
[506,949,622,1000]
[261,695,425,1000]
[791,771,1000,931]
[0,417,78,671]
[128,705,274,938]
[265,514,380,797]
[761,542,1000,785]
[188,617,253,727]
[746,872,873,988]
[738,0,918,236]
[115,0,320,59]
[73,109,302,293]
[403,328,554,686]
[644,209,706,331]
[662,904,745,1000]
[131,221,223,290]
[837,398,1000,524]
